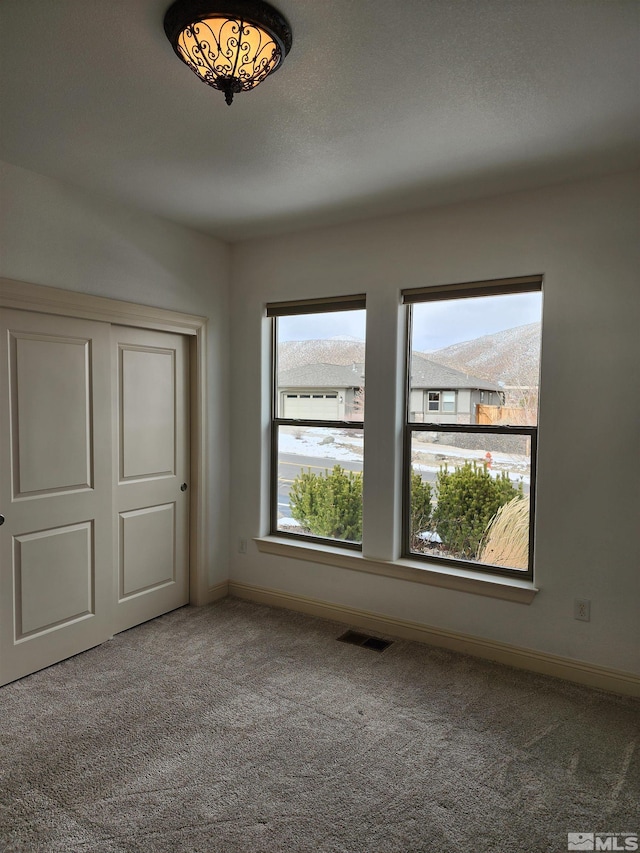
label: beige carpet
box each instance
[1,598,638,852]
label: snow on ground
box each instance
[416,444,523,466]
[417,530,442,544]
[278,428,364,462]
[278,426,529,483]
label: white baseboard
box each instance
[205,580,229,603]
[228,580,640,698]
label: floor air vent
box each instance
[337,630,393,652]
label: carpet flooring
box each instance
[1,598,638,852]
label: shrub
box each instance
[410,470,433,549]
[289,464,363,542]
[478,496,529,569]
[433,462,522,559]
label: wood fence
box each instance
[476,404,534,426]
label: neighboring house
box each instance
[278,363,365,420]
[409,353,503,425]
[278,355,502,424]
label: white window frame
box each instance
[258,280,541,604]
[427,391,441,412]
[427,390,456,413]
[441,390,456,413]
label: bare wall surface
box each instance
[229,171,640,675]
[2,160,637,675]
[0,160,231,588]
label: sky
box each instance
[278,293,542,351]
[278,311,366,343]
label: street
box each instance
[276,451,528,520]
[277,453,363,519]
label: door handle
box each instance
[180,483,188,492]
[0,514,4,526]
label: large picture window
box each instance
[267,295,366,548]
[403,276,543,579]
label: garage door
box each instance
[283,393,339,420]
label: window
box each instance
[403,276,543,579]
[264,277,542,587]
[427,390,456,413]
[442,391,456,413]
[427,392,440,412]
[267,295,366,548]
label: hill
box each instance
[278,339,365,370]
[427,322,541,387]
[278,322,541,388]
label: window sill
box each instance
[254,536,538,604]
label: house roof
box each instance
[410,354,501,392]
[279,357,500,392]
[279,363,365,389]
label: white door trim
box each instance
[0,277,210,606]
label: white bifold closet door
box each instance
[111,325,189,635]
[0,310,189,686]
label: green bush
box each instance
[289,464,363,542]
[410,470,433,549]
[288,459,522,559]
[433,462,522,559]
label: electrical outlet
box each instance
[574,598,591,622]
[238,538,247,554]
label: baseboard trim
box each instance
[205,581,229,604]
[228,581,640,698]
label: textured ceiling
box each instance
[1,0,638,241]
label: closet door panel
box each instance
[112,326,190,634]
[0,309,113,686]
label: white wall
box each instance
[0,161,231,587]
[230,171,640,675]
[3,161,637,674]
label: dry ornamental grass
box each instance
[478,496,529,569]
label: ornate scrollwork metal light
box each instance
[164,0,293,105]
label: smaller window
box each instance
[442,391,456,413]
[428,391,440,411]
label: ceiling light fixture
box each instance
[164,0,293,105]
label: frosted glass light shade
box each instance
[164,0,292,105]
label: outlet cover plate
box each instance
[574,598,591,622]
